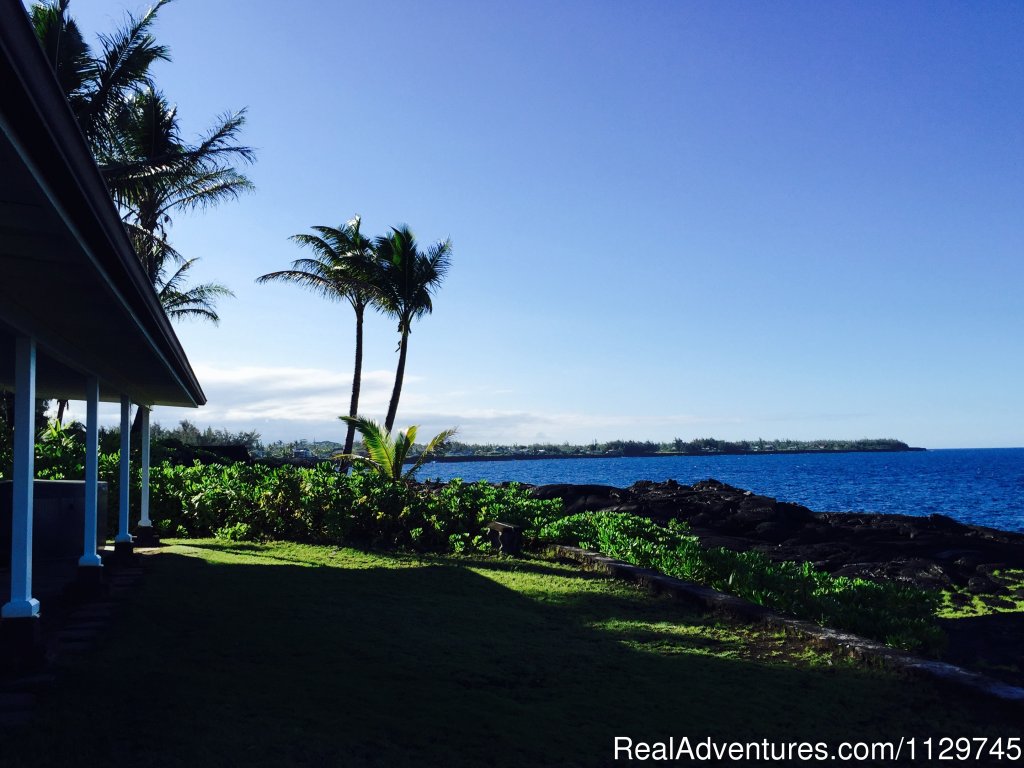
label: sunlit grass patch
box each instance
[938,568,1024,619]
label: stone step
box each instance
[63,621,107,632]
[0,693,35,712]
[2,673,56,692]
[70,603,116,619]
[55,640,93,655]
[56,628,99,642]
[0,710,33,728]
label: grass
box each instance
[938,568,1024,619]
[2,540,1020,767]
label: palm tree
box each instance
[337,417,456,482]
[256,218,379,455]
[32,1,253,323]
[375,226,452,433]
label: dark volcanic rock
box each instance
[530,484,626,516]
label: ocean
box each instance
[416,447,1024,532]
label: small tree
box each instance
[337,417,455,482]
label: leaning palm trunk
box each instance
[384,330,410,434]
[257,217,381,450]
[374,226,451,434]
[344,305,365,455]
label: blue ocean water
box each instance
[417,448,1024,532]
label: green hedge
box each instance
[539,511,942,652]
[147,461,563,549]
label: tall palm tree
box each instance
[375,226,452,433]
[256,218,379,455]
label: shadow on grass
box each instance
[4,549,1020,768]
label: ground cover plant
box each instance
[1,541,1018,768]
[539,511,943,651]
[938,568,1024,619]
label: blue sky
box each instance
[54,0,1023,448]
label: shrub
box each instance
[215,522,254,541]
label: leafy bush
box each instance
[35,421,86,480]
[540,511,942,652]
[215,522,254,541]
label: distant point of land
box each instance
[426,438,923,463]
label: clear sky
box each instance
[53,0,1023,448]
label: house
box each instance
[0,0,205,660]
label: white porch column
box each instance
[138,406,151,529]
[78,377,102,567]
[2,337,40,618]
[114,395,132,544]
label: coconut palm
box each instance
[375,226,452,433]
[32,1,253,322]
[337,417,456,482]
[256,218,379,455]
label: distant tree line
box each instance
[427,437,915,458]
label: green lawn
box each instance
[3,541,1020,767]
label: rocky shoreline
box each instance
[530,478,1024,590]
[529,478,1024,683]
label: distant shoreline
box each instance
[423,446,926,464]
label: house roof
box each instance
[0,0,205,407]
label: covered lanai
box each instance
[0,0,205,653]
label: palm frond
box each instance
[392,425,417,473]
[157,258,233,323]
[31,2,91,105]
[254,269,340,301]
[81,0,172,142]
[339,417,456,482]
[340,417,398,478]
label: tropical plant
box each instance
[337,416,455,482]
[374,226,452,433]
[256,217,379,454]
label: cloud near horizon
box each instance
[61,362,735,445]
